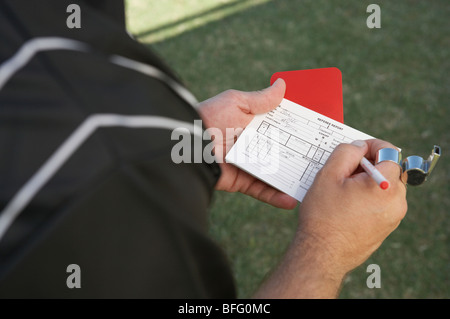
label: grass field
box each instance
[126,0,449,298]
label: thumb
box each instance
[243,78,286,114]
[322,140,368,179]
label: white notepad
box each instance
[225,98,374,202]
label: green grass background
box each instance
[126,0,449,298]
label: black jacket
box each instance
[0,0,235,298]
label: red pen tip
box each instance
[380,181,389,190]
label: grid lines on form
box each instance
[244,120,332,192]
[227,99,375,202]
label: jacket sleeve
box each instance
[0,0,235,298]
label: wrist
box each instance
[291,231,348,296]
[293,230,348,281]
[254,230,347,299]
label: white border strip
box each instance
[0,37,198,106]
[0,37,202,241]
[0,114,202,241]
[110,55,198,107]
[0,37,88,90]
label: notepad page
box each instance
[225,98,374,202]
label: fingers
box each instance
[365,139,403,183]
[365,139,400,162]
[216,163,297,210]
[320,140,368,180]
[242,78,286,115]
[318,138,408,221]
[244,179,298,209]
[320,138,405,193]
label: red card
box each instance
[270,67,344,123]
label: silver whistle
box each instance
[376,145,441,186]
[402,145,441,186]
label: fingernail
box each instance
[272,78,283,86]
[351,140,367,148]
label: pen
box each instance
[360,157,390,190]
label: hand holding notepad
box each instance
[224,68,389,202]
[225,98,374,202]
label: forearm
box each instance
[253,231,347,299]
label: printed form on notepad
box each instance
[225,98,374,202]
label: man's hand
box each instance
[254,139,408,298]
[198,83,407,298]
[198,79,297,209]
[299,139,407,274]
